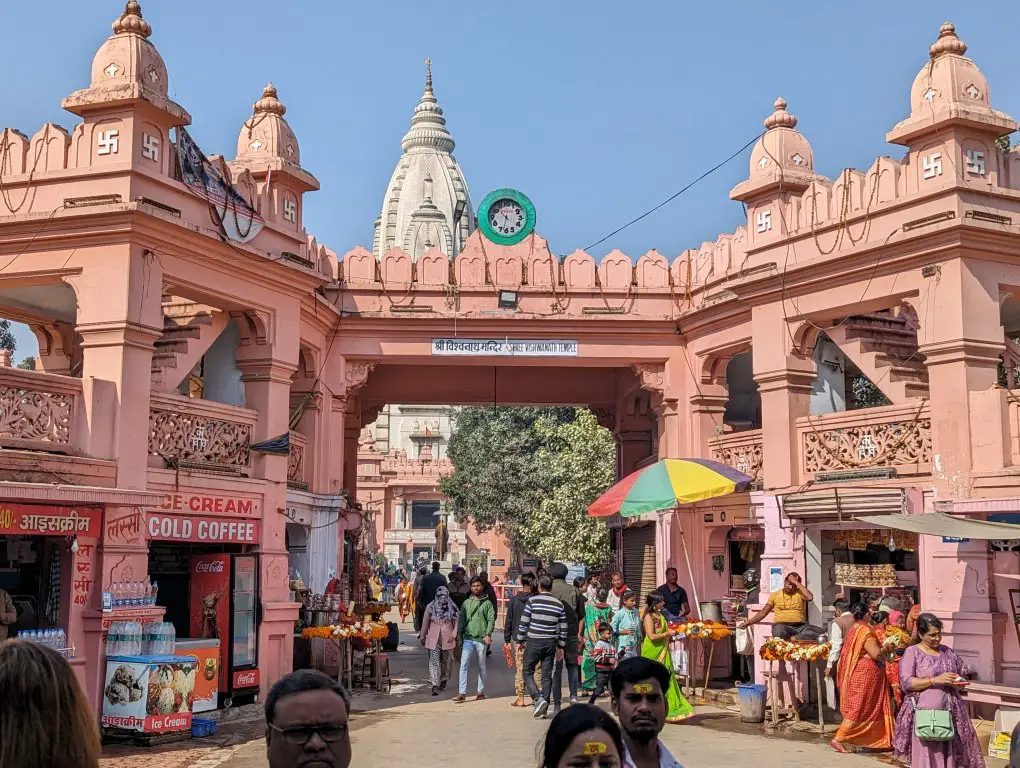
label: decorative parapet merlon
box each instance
[798,402,931,477]
[709,429,763,485]
[288,430,307,489]
[148,392,257,474]
[0,367,80,453]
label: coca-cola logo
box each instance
[195,560,226,573]
[233,670,259,687]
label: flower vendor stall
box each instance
[301,619,389,691]
[758,638,831,731]
[668,620,732,698]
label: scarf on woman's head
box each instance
[427,586,459,623]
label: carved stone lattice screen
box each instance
[709,431,763,481]
[802,416,931,473]
[288,433,306,487]
[149,408,251,469]
[0,384,72,446]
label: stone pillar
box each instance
[343,405,361,497]
[396,498,407,529]
[752,305,814,489]
[237,320,300,695]
[689,382,727,459]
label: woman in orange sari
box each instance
[830,603,895,754]
[872,609,910,710]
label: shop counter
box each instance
[101,655,196,736]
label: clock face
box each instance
[487,198,526,237]
[478,188,536,245]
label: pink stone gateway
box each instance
[0,3,1016,722]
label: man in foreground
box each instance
[518,574,567,718]
[611,656,684,768]
[265,669,352,768]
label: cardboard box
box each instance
[988,707,1020,760]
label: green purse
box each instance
[914,692,955,741]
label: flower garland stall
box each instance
[758,639,832,731]
[669,621,732,697]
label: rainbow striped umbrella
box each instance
[587,458,753,518]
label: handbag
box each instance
[914,691,955,741]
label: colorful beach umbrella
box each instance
[587,458,753,518]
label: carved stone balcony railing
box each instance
[148,392,257,475]
[0,367,81,453]
[383,528,438,545]
[288,430,307,489]
[797,401,931,482]
[709,429,763,486]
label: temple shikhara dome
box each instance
[373,59,474,261]
[731,97,817,203]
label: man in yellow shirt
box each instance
[739,572,823,641]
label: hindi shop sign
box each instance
[432,339,579,357]
[0,504,101,537]
[147,513,260,545]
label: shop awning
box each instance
[855,512,1020,540]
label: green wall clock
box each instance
[478,188,536,246]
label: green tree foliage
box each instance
[519,409,615,565]
[16,355,36,371]
[439,406,614,566]
[0,320,16,353]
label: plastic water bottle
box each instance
[111,582,121,609]
[150,580,159,607]
[56,629,67,656]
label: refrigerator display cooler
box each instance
[189,553,260,706]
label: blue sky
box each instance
[1,1,1015,359]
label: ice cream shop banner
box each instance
[146,514,260,544]
[0,504,101,536]
[159,492,260,517]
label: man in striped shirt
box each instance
[516,575,567,718]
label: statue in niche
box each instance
[435,514,448,560]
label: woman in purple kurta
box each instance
[893,613,985,768]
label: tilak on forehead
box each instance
[633,683,654,694]
[582,742,608,755]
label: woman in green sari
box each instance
[581,588,613,692]
[641,592,694,723]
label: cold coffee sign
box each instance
[147,514,260,544]
[432,338,579,357]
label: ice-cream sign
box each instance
[147,514,260,544]
[160,493,259,516]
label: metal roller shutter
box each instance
[622,523,657,602]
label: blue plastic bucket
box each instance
[736,683,767,723]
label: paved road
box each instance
[100,623,899,768]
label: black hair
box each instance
[538,575,553,591]
[610,656,671,699]
[597,621,613,634]
[872,610,889,625]
[540,703,624,768]
[265,669,350,725]
[833,599,849,612]
[665,566,678,575]
[550,562,569,580]
[520,573,535,588]
[646,591,664,610]
[916,612,943,636]
[469,577,484,587]
[573,577,585,588]
[431,561,440,571]
[850,602,869,621]
[621,589,636,603]
[597,588,608,602]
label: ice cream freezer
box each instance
[175,639,221,714]
[100,655,197,735]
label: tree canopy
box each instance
[0,320,16,353]
[439,406,615,566]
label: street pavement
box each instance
[98,623,975,768]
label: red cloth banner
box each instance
[0,504,101,537]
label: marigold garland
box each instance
[301,621,388,642]
[668,620,732,641]
[758,637,831,662]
